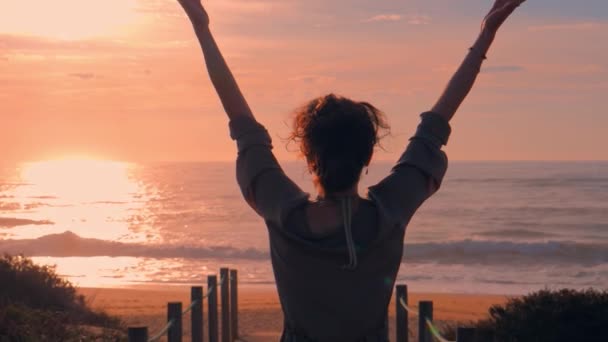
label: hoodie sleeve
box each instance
[368,112,451,228]
[229,116,309,227]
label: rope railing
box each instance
[148,320,175,342]
[395,285,486,342]
[134,278,478,342]
[425,319,453,342]
[399,297,417,316]
[181,299,199,316]
[147,297,202,341]
[147,274,227,341]
[129,269,239,342]
[397,292,461,342]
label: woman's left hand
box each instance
[177,0,210,28]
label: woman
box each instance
[176,0,526,341]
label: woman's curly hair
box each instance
[288,94,390,193]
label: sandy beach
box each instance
[79,286,509,341]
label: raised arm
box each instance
[177,0,254,121]
[432,0,526,121]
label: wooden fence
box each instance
[395,284,493,342]
[128,267,239,342]
[128,275,489,342]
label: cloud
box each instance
[363,13,431,25]
[0,33,193,63]
[134,0,182,17]
[0,217,54,228]
[0,34,122,52]
[213,0,294,14]
[2,33,202,56]
[482,65,526,74]
[0,202,20,211]
[406,14,431,25]
[528,22,603,32]
[136,0,294,19]
[363,14,402,23]
[68,73,96,80]
[288,74,336,84]
[362,13,431,25]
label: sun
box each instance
[0,0,140,40]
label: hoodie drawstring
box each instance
[340,196,358,270]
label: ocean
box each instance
[1,160,607,295]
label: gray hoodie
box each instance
[229,112,450,342]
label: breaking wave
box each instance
[2,231,606,266]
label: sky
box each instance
[1,0,607,162]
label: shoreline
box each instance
[78,281,527,296]
[79,286,510,341]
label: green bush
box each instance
[1,254,78,311]
[0,254,124,341]
[476,288,608,342]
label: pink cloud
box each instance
[363,14,402,23]
[528,22,604,32]
[363,13,430,25]
[406,14,431,25]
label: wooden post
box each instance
[220,268,231,342]
[230,269,239,340]
[128,327,148,342]
[418,301,433,342]
[208,275,219,342]
[456,327,476,342]
[192,286,203,342]
[396,285,408,342]
[168,302,183,342]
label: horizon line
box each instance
[7,159,608,165]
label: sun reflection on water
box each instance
[0,159,268,287]
[7,159,153,242]
[31,256,144,288]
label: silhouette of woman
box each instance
[176,1,526,341]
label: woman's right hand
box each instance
[481,0,526,36]
[177,0,210,28]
